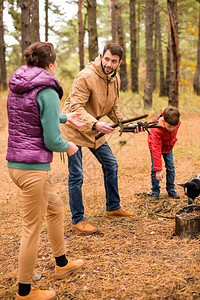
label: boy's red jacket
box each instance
[148,113,181,171]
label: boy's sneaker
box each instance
[16,289,56,300]
[151,193,159,201]
[168,191,180,199]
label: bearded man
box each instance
[61,43,140,234]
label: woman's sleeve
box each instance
[37,88,70,152]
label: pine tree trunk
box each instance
[153,25,157,91]
[137,1,140,78]
[19,0,31,63]
[78,0,84,70]
[130,0,138,93]
[45,0,48,42]
[87,0,98,61]
[155,0,166,96]
[144,0,154,107]
[114,0,128,91]
[111,0,116,42]
[30,0,40,42]
[165,37,171,96]
[167,0,180,108]
[193,8,200,95]
[0,0,7,90]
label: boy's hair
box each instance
[24,42,56,69]
[163,106,180,126]
[102,43,124,61]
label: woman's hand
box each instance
[66,112,85,127]
[67,142,79,156]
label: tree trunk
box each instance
[144,0,154,108]
[111,0,116,42]
[45,0,48,42]
[153,22,157,91]
[78,0,85,70]
[0,0,7,90]
[167,0,180,108]
[165,37,171,96]
[114,0,128,91]
[137,0,140,79]
[193,8,200,95]
[87,0,98,61]
[130,0,138,93]
[19,0,31,63]
[155,0,166,96]
[30,0,40,43]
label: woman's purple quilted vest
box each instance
[6,65,63,164]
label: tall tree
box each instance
[87,0,98,61]
[30,0,40,42]
[144,0,154,107]
[113,0,128,91]
[167,0,180,107]
[45,0,48,41]
[78,0,85,70]
[130,0,138,93]
[111,0,116,42]
[19,0,31,63]
[0,0,7,90]
[155,0,166,96]
[193,5,200,95]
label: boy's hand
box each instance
[156,170,163,181]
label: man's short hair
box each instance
[163,106,180,126]
[102,43,124,61]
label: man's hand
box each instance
[66,112,85,127]
[94,121,115,134]
[156,170,163,181]
[67,142,79,156]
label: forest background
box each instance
[2,1,200,299]
[1,0,200,107]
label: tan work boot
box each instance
[55,258,84,280]
[72,220,97,234]
[16,289,56,300]
[106,208,134,217]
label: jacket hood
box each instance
[86,56,117,82]
[9,65,63,99]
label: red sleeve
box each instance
[150,129,163,171]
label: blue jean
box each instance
[150,150,175,195]
[68,142,121,224]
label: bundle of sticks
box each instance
[95,114,162,140]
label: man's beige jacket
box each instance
[61,55,124,149]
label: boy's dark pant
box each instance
[150,150,175,195]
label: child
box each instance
[148,106,181,201]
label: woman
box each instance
[6,42,85,300]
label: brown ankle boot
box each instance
[72,220,97,234]
[55,258,84,279]
[106,208,134,217]
[16,289,56,300]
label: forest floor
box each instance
[1,91,200,299]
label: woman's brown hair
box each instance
[24,42,56,69]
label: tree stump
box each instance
[175,205,200,238]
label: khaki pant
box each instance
[8,168,66,284]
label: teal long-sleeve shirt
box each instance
[7,88,70,170]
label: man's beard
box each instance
[101,61,116,76]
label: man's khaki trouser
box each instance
[8,168,66,284]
